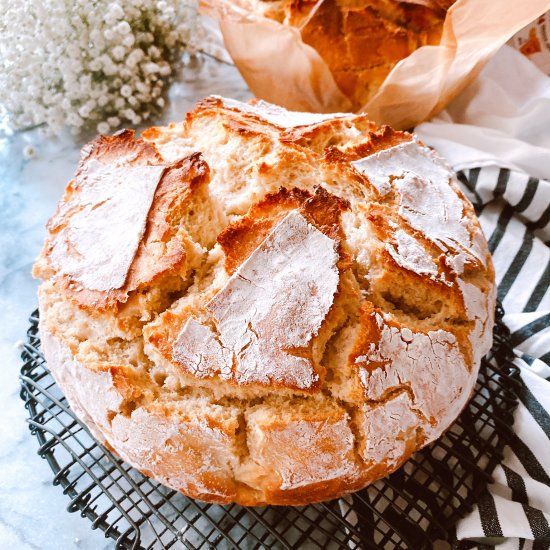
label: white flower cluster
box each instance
[0,0,204,135]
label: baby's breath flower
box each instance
[0,0,205,135]
[122,35,135,48]
[116,21,131,35]
[97,121,110,134]
[112,46,127,61]
[120,85,132,98]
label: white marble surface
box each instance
[0,54,250,550]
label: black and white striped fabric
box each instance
[451,165,550,549]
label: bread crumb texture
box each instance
[34,96,495,505]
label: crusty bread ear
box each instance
[35,95,494,506]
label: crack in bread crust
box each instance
[35,96,495,506]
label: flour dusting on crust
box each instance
[395,171,470,261]
[361,392,419,465]
[352,140,483,271]
[356,312,471,439]
[173,318,233,380]
[110,407,240,500]
[173,210,340,389]
[49,158,165,291]
[458,279,494,365]
[386,229,438,276]
[266,418,357,490]
[246,412,358,491]
[351,149,395,195]
[216,96,350,128]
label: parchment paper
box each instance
[202,0,550,128]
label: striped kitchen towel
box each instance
[451,164,550,549]
[414,44,550,548]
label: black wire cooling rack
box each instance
[19,303,521,549]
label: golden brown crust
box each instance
[251,0,450,109]
[218,186,349,274]
[145,290,216,367]
[78,128,164,167]
[35,133,210,310]
[146,186,352,395]
[35,96,494,506]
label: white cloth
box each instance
[417,45,550,181]
[416,45,550,548]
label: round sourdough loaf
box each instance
[238,0,455,109]
[34,96,495,506]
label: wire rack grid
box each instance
[19,303,520,549]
